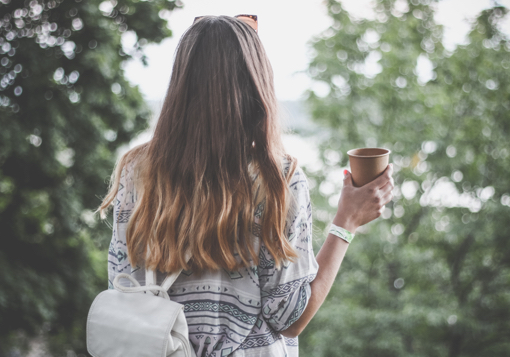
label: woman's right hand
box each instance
[281,164,394,339]
[333,164,394,233]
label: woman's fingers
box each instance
[373,178,394,207]
[367,164,393,189]
[368,173,393,215]
[373,192,392,221]
[336,163,394,228]
[380,189,393,206]
[343,170,354,187]
[379,176,394,194]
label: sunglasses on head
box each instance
[193,14,258,33]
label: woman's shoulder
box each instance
[281,155,307,187]
[249,155,306,187]
[116,159,140,212]
[117,142,148,184]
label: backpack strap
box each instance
[160,249,192,291]
[113,273,171,300]
[145,246,191,296]
[144,245,158,295]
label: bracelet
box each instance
[328,223,355,244]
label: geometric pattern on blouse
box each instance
[107,156,318,357]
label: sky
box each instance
[121,0,510,104]
[122,0,510,183]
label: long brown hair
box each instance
[98,16,298,273]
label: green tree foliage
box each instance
[300,1,510,356]
[0,0,179,354]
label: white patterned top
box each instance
[107,157,318,357]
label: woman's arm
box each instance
[280,164,394,338]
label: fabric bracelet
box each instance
[328,223,355,244]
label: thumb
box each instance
[343,170,353,187]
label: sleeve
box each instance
[258,165,319,332]
[107,165,136,289]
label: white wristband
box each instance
[329,223,355,244]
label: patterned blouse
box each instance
[107,157,319,357]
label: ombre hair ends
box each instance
[98,16,299,274]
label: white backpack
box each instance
[86,251,196,357]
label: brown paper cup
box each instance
[347,148,391,187]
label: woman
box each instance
[98,15,393,357]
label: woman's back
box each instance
[101,14,395,357]
[100,15,321,357]
[107,156,318,357]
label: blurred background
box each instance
[1,0,509,356]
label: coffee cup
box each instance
[347,148,391,187]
